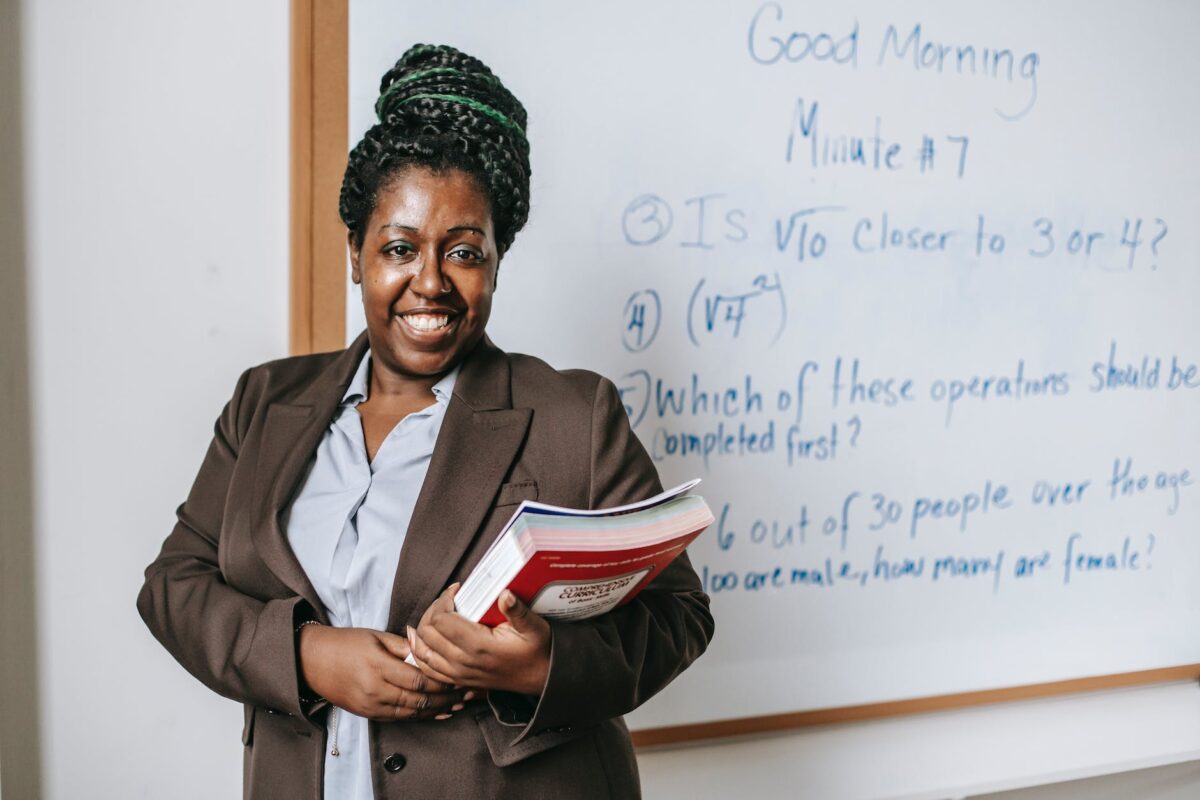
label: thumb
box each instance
[498,590,532,629]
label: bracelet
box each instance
[295,620,326,706]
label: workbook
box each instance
[458,480,713,626]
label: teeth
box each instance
[404,314,450,331]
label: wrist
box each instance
[512,643,551,696]
[296,620,325,703]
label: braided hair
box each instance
[339,44,531,256]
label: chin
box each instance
[376,330,484,378]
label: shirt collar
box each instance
[341,348,459,408]
[430,365,459,405]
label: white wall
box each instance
[20,0,289,797]
[9,1,1200,798]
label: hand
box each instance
[298,625,470,721]
[408,585,552,696]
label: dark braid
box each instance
[339,44,531,255]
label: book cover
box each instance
[462,483,713,626]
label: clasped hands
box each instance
[298,585,550,722]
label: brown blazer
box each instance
[137,332,714,799]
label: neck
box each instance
[367,355,443,404]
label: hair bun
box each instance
[340,44,532,255]
[374,43,528,139]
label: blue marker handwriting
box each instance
[1090,342,1200,394]
[699,531,1156,597]
[1109,457,1193,516]
[786,98,970,178]
[620,194,1171,273]
[686,273,786,347]
[746,3,1040,121]
[712,460,1189,555]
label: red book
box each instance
[457,480,713,626]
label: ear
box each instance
[348,230,362,284]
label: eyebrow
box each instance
[376,223,485,236]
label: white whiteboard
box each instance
[347,0,1200,732]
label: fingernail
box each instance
[406,625,415,639]
[451,703,464,712]
[463,690,477,701]
[435,713,452,721]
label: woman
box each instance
[138,44,713,799]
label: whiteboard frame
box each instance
[290,0,348,355]
[287,0,1200,747]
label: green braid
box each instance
[374,67,504,119]
[396,93,526,137]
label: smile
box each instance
[403,313,452,331]
[396,311,459,338]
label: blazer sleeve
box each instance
[512,376,715,740]
[136,369,315,719]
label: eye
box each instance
[383,241,416,259]
[448,245,485,264]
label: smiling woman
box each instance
[137,43,714,800]
[350,168,498,402]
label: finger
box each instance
[376,630,411,661]
[429,587,465,623]
[372,630,452,691]
[377,655,452,694]
[388,684,463,713]
[407,652,456,687]
[498,590,534,631]
[414,619,481,672]
[424,601,488,647]
[409,624,479,686]
[396,685,429,714]
[415,585,456,627]
[406,627,459,685]
[376,687,414,720]
[408,624,465,680]
[414,689,465,710]
[428,583,460,614]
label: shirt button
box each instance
[383,753,406,772]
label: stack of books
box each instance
[458,480,713,626]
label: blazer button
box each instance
[383,753,406,773]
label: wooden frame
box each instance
[632,664,1200,748]
[290,0,348,355]
[289,0,1200,747]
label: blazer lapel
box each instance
[387,337,531,632]
[250,331,370,618]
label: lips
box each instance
[403,313,452,331]
[395,308,460,339]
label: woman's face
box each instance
[350,166,498,381]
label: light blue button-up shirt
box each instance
[283,349,458,799]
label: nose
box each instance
[411,248,452,297]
